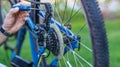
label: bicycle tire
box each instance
[80,0,109,67]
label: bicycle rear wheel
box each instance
[42,0,109,67]
[0,0,109,67]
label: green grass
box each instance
[105,19,120,67]
[0,18,120,67]
[0,33,32,66]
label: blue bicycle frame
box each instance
[12,10,79,67]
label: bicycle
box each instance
[0,0,109,67]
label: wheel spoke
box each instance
[64,45,93,67]
[65,8,81,24]
[63,56,69,67]
[68,40,78,67]
[76,23,87,35]
[74,41,92,52]
[74,52,93,67]
[73,52,78,67]
[53,5,63,23]
[59,61,62,67]
[63,38,92,67]
[62,0,68,22]
[67,41,78,67]
[80,42,92,52]
[75,55,84,67]
[51,0,63,23]
[66,50,70,61]
[72,51,84,67]
[68,0,77,22]
[66,61,72,67]
[65,39,92,67]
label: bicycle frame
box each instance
[11,10,79,67]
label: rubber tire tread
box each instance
[80,0,109,67]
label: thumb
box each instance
[9,7,19,15]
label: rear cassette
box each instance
[46,23,64,59]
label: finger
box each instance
[23,17,28,22]
[17,11,29,19]
[9,7,19,15]
[20,1,31,6]
[9,18,25,33]
[13,1,30,6]
[9,1,30,15]
[22,12,29,17]
[18,14,28,24]
[21,11,29,17]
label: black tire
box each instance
[80,0,109,67]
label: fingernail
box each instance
[14,7,19,10]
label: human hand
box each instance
[2,1,30,34]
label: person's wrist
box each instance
[2,25,10,33]
[1,25,12,37]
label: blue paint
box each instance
[11,28,26,58]
[50,58,59,67]
[29,33,38,67]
